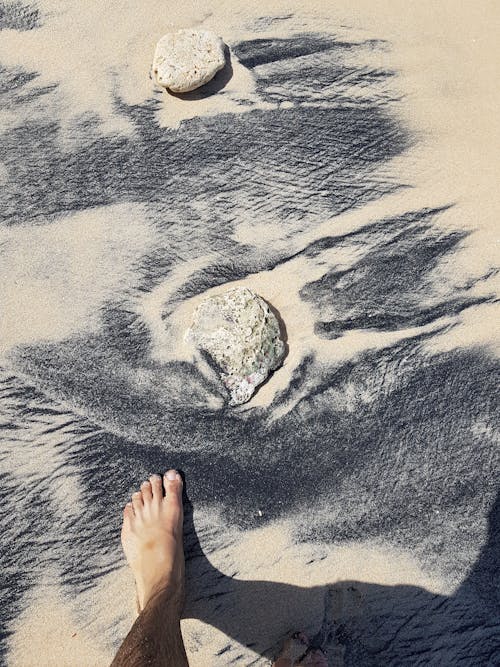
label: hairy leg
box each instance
[111,470,188,667]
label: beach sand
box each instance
[1,1,499,665]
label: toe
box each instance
[141,480,153,504]
[162,470,183,532]
[123,502,134,521]
[292,632,309,646]
[150,474,163,501]
[163,470,183,500]
[132,490,143,514]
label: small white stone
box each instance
[152,29,226,93]
[187,287,285,405]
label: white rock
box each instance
[152,29,226,93]
[187,287,285,405]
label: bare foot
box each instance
[121,470,184,611]
[273,633,328,667]
[298,648,329,666]
[273,632,309,666]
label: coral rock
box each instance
[187,287,285,405]
[152,29,226,93]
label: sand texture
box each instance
[0,1,499,665]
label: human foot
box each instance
[273,633,328,667]
[121,470,184,611]
[273,632,309,666]
[297,648,328,666]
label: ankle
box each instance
[141,574,184,609]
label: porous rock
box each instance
[152,29,226,93]
[187,287,285,405]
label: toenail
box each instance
[165,469,177,481]
[151,474,162,480]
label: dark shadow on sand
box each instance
[180,486,500,665]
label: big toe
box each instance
[162,470,183,532]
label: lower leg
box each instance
[111,588,188,667]
[111,470,188,667]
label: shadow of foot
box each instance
[180,483,500,665]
